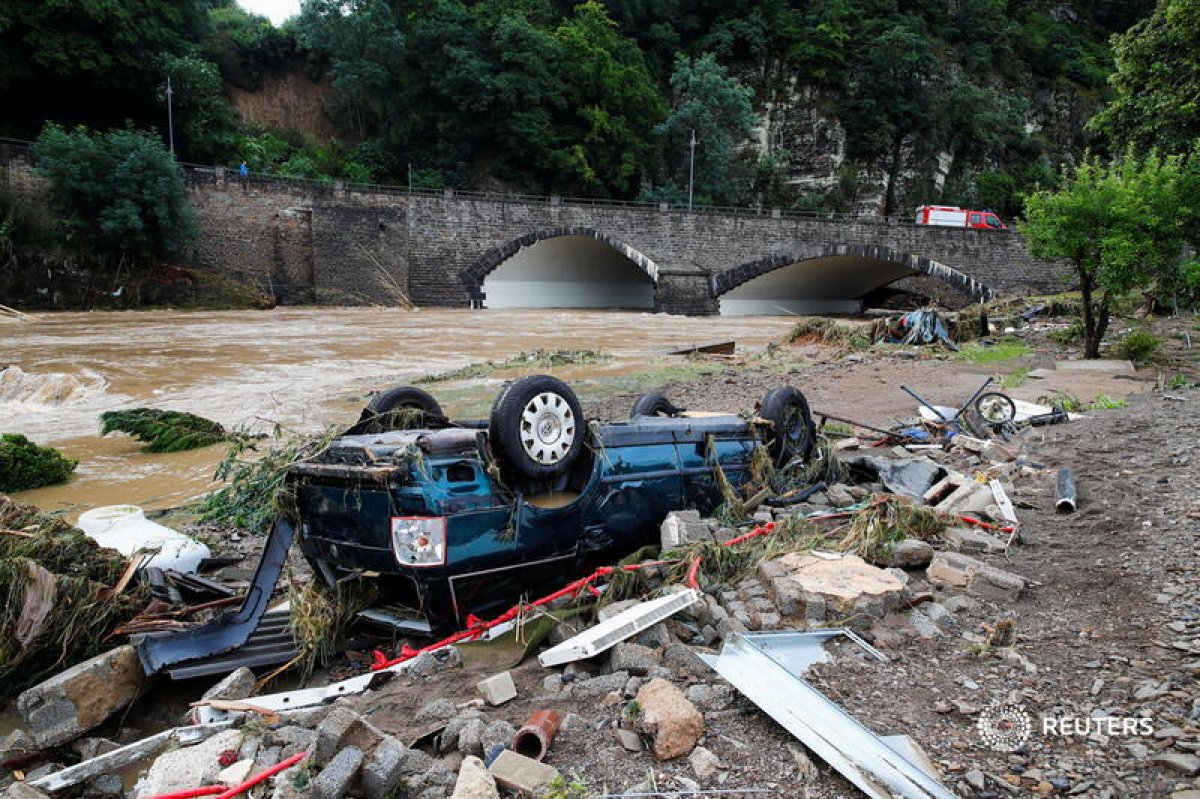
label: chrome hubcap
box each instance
[520,392,575,465]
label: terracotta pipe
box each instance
[511,710,561,761]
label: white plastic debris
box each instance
[78,505,210,573]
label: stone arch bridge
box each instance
[185,171,1066,314]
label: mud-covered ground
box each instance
[298,315,1200,797]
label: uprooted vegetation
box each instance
[0,496,146,697]
[199,426,338,532]
[0,433,77,492]
[100,408,240,453]
[414,349,609,383]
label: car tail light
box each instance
[391,516,447,567]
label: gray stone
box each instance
[688,746,723,779]
[456,718,486,757]
[573,670,630,699]
[267,725,315,750]
[254,746,283,771]
[824,484,856,508]
[88,774,123,797]
[442,710,486,752]
[480,720,516,754]
[313,706,382,766]
[201,667,257,702]
[487,750,559,795]
[417,698,459,722]
[685,683,735,712]
[17,645,145,747]
[71,736,119,761]
[941,595,979,614]
[660,510,714,549]
[888,539,934,569]
[475,672,517,706]
[0,729,33,761]
[614,728,643,752]
[312,745,364,799]
[450,755,499,799]
[361,737,417,799]
[908,609,944,639]
[610,642,662,676]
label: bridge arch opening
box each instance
[713,245,992,316]
[468,228,659,310]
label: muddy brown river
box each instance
[3,308,797,517]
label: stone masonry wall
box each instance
[2,154,1070,313]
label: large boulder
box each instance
[759,552,906,625]
[17,645,145,748]
[635,678,703,760]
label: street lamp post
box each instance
[687,129,697,211]
[165,75,175,155]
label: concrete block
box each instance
[312,745,364,799]
[360,737,409,799]
[660,510,713,549]
[487,750,560,795]
[609,642,662,676]
[941,526,1006,554]
[18,645,145,748]
[134,729,243,799]
[313,706,382,766]
[475,672,517,706]
[927,552,1025,601]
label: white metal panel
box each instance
[537,589,701,667]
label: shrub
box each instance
[0,434,77,492]
[1114,330,1161,363]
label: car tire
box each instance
[489,374,584,481]
[760,386,816,464]
[351,385,444,434]
[629,393,682,418]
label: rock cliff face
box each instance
[750,80,1100,218]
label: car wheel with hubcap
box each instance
[489,375,584,481]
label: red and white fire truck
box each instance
[914,205,1007,230]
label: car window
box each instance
[970,213,982,224]
[985,214,1001,227]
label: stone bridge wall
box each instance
[2,154,1070,313]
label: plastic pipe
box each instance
[1055,468,1077,513]
[511,710,562,761]
[144,787,225,799]
[212,751,307,799]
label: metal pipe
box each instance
[1055,468,1077,513]
[899,385,949,421]
[511,710,561,761]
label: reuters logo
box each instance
[977,702,1033,751]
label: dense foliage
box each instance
[99,408,235,453]
[0,434,77,492]
[1021,153,1199,358]
[33,125,195,261]
[0,0,1156,211]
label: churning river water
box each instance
[2,307,797,517]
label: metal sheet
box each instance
[700,632,959,799]
[134,517,295,675]
[537,588,701,667]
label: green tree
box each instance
[551,1,665,194]
[161,54,238,162]
[1089,0,1200,155]
[1021,153,1190,357]
[293,0,406,138]
[649,53,755,205]
[34,125,196,261]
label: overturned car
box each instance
[291,375,817,633]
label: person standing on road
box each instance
[239,160,249,186]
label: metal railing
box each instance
[1,135,1010,231]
